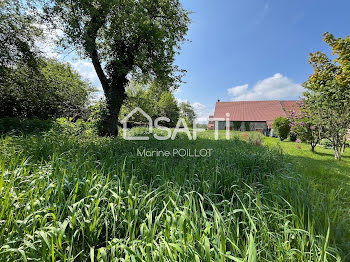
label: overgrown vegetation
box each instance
[0,125,344,261]
[0,59,94,119]
[272,117,290,141]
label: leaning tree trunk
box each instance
[99,83,127,137]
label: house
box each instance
[210,100,299,136]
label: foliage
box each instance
[0,0,41,72]
[0,129,342,261]
[179,102,196,127]
[272,117,290,141]
[44,0,191,136]
[288,102,321,151]
[0,117,52,135]
[320,139,333,149]
[52,117,97,137]
[158,91,180,127]
[233,121,242,131]
[127,127,169,138]
[244,121,251,131]
[247,132,263,146]
[289,132,297,142]
[302,33,350,160]
[0,58,94,119]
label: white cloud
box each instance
[192,102,214,124]
[228,73,304,101]
[69,60,99,85]
[227,84,248,96]
[175,98,214,124]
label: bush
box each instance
[247,132,264,146]
[0,58,93,119]
[244,121,251,131]
[51,118,96,137]
[320,139,332,149]
[290,132,297,142]
[127,127,169,138]
[241,132,249,140]
[273,117,290,141]
[0,117,52,135]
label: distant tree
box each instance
[289,102,322,152]
[0,59,94,119]
[158,92,179,127]
[44,0,190,136]
[179,102,196,127]
[272,117,290,141]
[302,33,350,160]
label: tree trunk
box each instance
[334,147,341,160]
[341,136,347,153]
[99,85,127,137]
[311,145,315,152]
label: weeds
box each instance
[0,130,342,261]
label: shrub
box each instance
[52,118,96,137]
[320,139,332,149]
[244,121,251,131]
[233,121,242,131]
[290,132,297,142]
[0,117,52,135]
[0,59,94,119]
[241,132,249,140]
[247,132,264,146]
[273,117,290,141]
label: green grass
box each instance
[0,128,346,261]
[264,137,350,258]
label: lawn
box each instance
[264,137,350,258]
[0,126,348,261]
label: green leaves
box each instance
[303,33,350,160]
[0,58,94,119]
[272,117,290,141]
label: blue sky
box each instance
[174,0,350,120]
[44,0,350,122]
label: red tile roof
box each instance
[213,100,299,124]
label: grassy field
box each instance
[264,137,350,258]
[0,126,348,261]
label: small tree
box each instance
[302,33,350,160]
[272,117,290,141]
[179,102,196,127]
[289,102,322,152]
[158,92,179,127]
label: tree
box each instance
[288,101,322,152]
[45,0,190,136]
[303,33,350,160]
[272,117,290,141]
[179,102,196,127]
[0,0,41,75]
[158,91,179,127]
[0,58,94,119]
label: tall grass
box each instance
[0,129,342,261]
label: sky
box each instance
[42,0,350,122]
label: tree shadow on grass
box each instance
[313,150,350,159]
